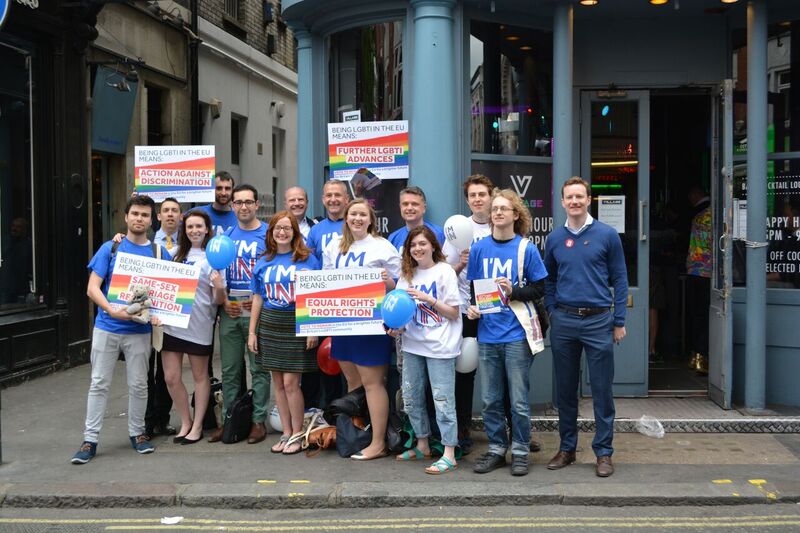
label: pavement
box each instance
[1,362,800,509]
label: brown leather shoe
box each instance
[247,422,267,444]
[596,455,614,477]
[207,426,223,443]
[546,450,576,470]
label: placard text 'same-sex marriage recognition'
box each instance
[135,145,215,203]
[327,121,409,182]
[295,268,386,336]
[107,252,201,328]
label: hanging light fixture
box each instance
[650,0,669,5]
[720,0,738,4]
[579,0,599,6]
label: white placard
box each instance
[598,196,625,234]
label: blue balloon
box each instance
[382,289,417,329]
[206,235,236,270]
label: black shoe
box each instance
[530,440,542,453]
[180,436,202,445]
[473,452,506,474]
[511,454,529,476]
[147,424,177,438]
[172,435,186,444]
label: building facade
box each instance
[198,0,298,216]
[284,0,800,409]
[0,0,104,382]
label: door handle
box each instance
[639,200,647,241]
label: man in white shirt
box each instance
[153,197,181,255]
[284,186,317,238]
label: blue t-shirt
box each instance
[306,217,344,261]
[388,221,446,252]
[224,223,268,292]
[87,239,172,335]
[466,235,548,344]
[250,252,320,311]
[190,204,237,236]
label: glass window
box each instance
[0,43,36,310]
[469,21,553,156]
[327,22,406,235]
[328,21,403,122]
[731,18,800,288]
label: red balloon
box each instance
[316,337,340,376]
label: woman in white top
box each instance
[388,226,462,473]
[322,199,401,460]
[162,210,226,445]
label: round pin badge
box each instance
[566,238,574,248]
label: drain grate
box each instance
[471,417,800,433]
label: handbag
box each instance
[385,411,412,453]
[335,414,372,458]
[325,386,368,422]
[191,377,223,430]
[508,238,546,355]
[222,389,254,444]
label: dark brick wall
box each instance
[198,0,296,72]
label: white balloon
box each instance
[443,214,474,251]
[269,405,282,432]
[456,337,479,373]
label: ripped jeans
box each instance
[401,351,457,447]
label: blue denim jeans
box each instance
[401,351,458,447]
[550,307,616,457]
[478,340,533,456]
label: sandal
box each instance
[282,433,304,455]
[396,447,431,461]
[271,435,290,453]
[425,456,458,475]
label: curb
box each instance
[1,481,796,509]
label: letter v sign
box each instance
[509,175,533,197]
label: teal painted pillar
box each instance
[745,0,767,410]
[552,1,573,229]
[409,0,458,224]
[293,27,321,215]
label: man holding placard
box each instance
[72,195,171,464]
[387,186,445,252]
[466,189,548,477]
[195,171,238,236]
[306,180,350,261]
[207,184,270,444]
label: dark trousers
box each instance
[145,349,173,429]
[551,308,616,458]
[686,275,710,356]
[302,370,344,409]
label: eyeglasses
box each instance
[491,206,515,213]
[273,225,293,234]
[232,200,256,207]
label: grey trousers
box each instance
[83,328,151,442]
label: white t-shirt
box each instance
[396,262,463,359]
[322,234,401,279]
[163,247,225,346]
[442,217,492,313]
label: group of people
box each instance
[72,171,628,479]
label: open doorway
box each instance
[648,91,712,396]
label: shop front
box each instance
[285,0,800,410]
[0,1,103,383]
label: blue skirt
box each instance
[332,334,391,367]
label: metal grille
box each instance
[224,0,239,20]
[471,417,800,433]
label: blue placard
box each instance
[91,66,138,155]
[0,0,10,30]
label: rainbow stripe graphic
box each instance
[295,281,386,335]
[108,274,200,327]
[134,155,215,202]
[328,132,409,181]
